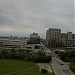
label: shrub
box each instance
[41,68,48,74]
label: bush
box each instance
[70,63,75,73]
[41,68,48,74]
[0,50,52,63]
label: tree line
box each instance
[0,49,52,63]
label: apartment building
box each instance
[46,28,75,48]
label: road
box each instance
[51,56,75,75]
[60,63,74,75]
[52,57,65,75]
[42,45,75,75]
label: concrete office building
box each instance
[46,28,75,49]
[0,33,42,52]
[26,33,42,52]
[46,28,61,48]
[0,38,42,52]
[30,32,40,39]
[61,32,75,47]
[0,39,26,51]
[27,33,40,44]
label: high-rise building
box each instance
[46,28,61,48]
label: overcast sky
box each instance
[0,0,74,38]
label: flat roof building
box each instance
[46,28,75,49]
[0,39,25,50]
[46,28,61,48]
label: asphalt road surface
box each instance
[51,55,75,75]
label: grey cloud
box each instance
[0,0,74,38]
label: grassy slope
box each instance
[0,59,52,75]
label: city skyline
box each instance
[0,0,74,38]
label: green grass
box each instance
[0,59,53,75]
